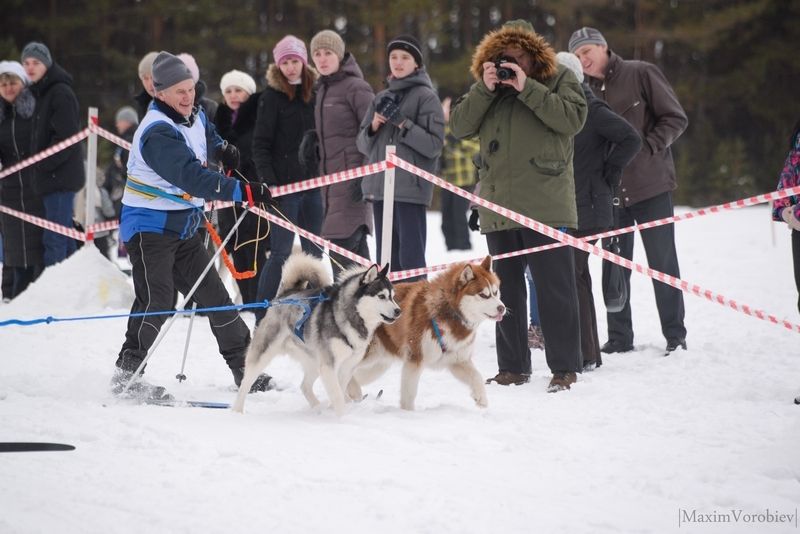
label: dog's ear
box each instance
[362,264,379,284]
[481,255,492,271]
[459,264,476,286]
[378,263,390,279]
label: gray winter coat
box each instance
[357,67,445,206]
[315,53,375,239]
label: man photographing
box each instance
[450,20,587,392]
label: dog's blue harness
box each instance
[431,318,447,352]
[285,292,329,341]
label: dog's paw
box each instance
[474,395,488,408]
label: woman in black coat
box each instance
[0,61,44,299]
[557,52,642,370]
[251,35,322,323]
[214,70,269,305]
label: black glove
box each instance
[298,129,320,176]
[468,210,480,232]
[242,182,277,207]
[602,164,623,188]
[216,141,240,172]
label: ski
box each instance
[145,399,231,409]
[0,442,75,452]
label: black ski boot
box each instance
[111,349,174,402]
[110,368,174,402]
[231,367,275,393]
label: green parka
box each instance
[449,22,587,232]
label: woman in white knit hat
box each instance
[213,69,268,305]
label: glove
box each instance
[242,182,277,208]
[468,210,480,232]
[216,141,240,172]
[376,94,402,125]
[602,164,623,188]
[782,207,800,231]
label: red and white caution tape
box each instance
[0,205,86,241]
[90,124,131,150]
[270,161,387,198]
[387,153,800,334]
[0,128,90,180]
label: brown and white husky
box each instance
[347,256,505,410]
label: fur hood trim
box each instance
[266,63,319,94]
[470,24,557,83]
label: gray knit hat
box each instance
[310,30,345,61]
[568,27,607,53]
[151,51,193,91]
[115,106,139,125]
[21,42,52,68]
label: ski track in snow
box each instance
[1,208,798,534]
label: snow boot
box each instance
[231,367,275,393]
[547,372,577,393]
[110,368,174,402]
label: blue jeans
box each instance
[42,191,77,266]
[526,266,541,327]
[255,190,323,323]
[372,200,427,276]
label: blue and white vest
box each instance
[123,107,207,210]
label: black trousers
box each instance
[117,232,251,372]
[373,200,427,280]
[602,191,687,345]
[486,228,581,374]
[328,225,370,278]
[793,229,800,314]
[440,187,473,251]
[573,234,601,366]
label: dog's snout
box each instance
[497,304,506,315]
[393,306,402,318]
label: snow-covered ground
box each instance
[1,208,798,534]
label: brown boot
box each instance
[547,372,577,392]
[486,371,530,386]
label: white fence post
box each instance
[84,107,99,238]
[380,145,396,270]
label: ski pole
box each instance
[122,207,251,394]
[175,219,213,382]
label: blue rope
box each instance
[0,293,333,328]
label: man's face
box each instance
[573,44,609,79]
[140,72,155,96]
[501,47,533,76]
[22,58,47,83]
[156,78,195,117]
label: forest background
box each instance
[2,0,798,206]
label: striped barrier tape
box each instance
[0,128,90,180]
[387,153,800,334]
[0,205,86,240]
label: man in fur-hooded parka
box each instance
[450,21,587,387]
[450,20,587,233]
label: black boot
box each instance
[231,367,274,393]
[112,349,173,401]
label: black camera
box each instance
[494,56,517,81]
[376,94,400,121]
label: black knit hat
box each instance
[152,51,193,91]
[387,34,423,66]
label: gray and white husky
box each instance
[232,253,400,415]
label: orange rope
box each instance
[204,219,256,280]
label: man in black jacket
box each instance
[570,28,689,356]
[22,42,83,267]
